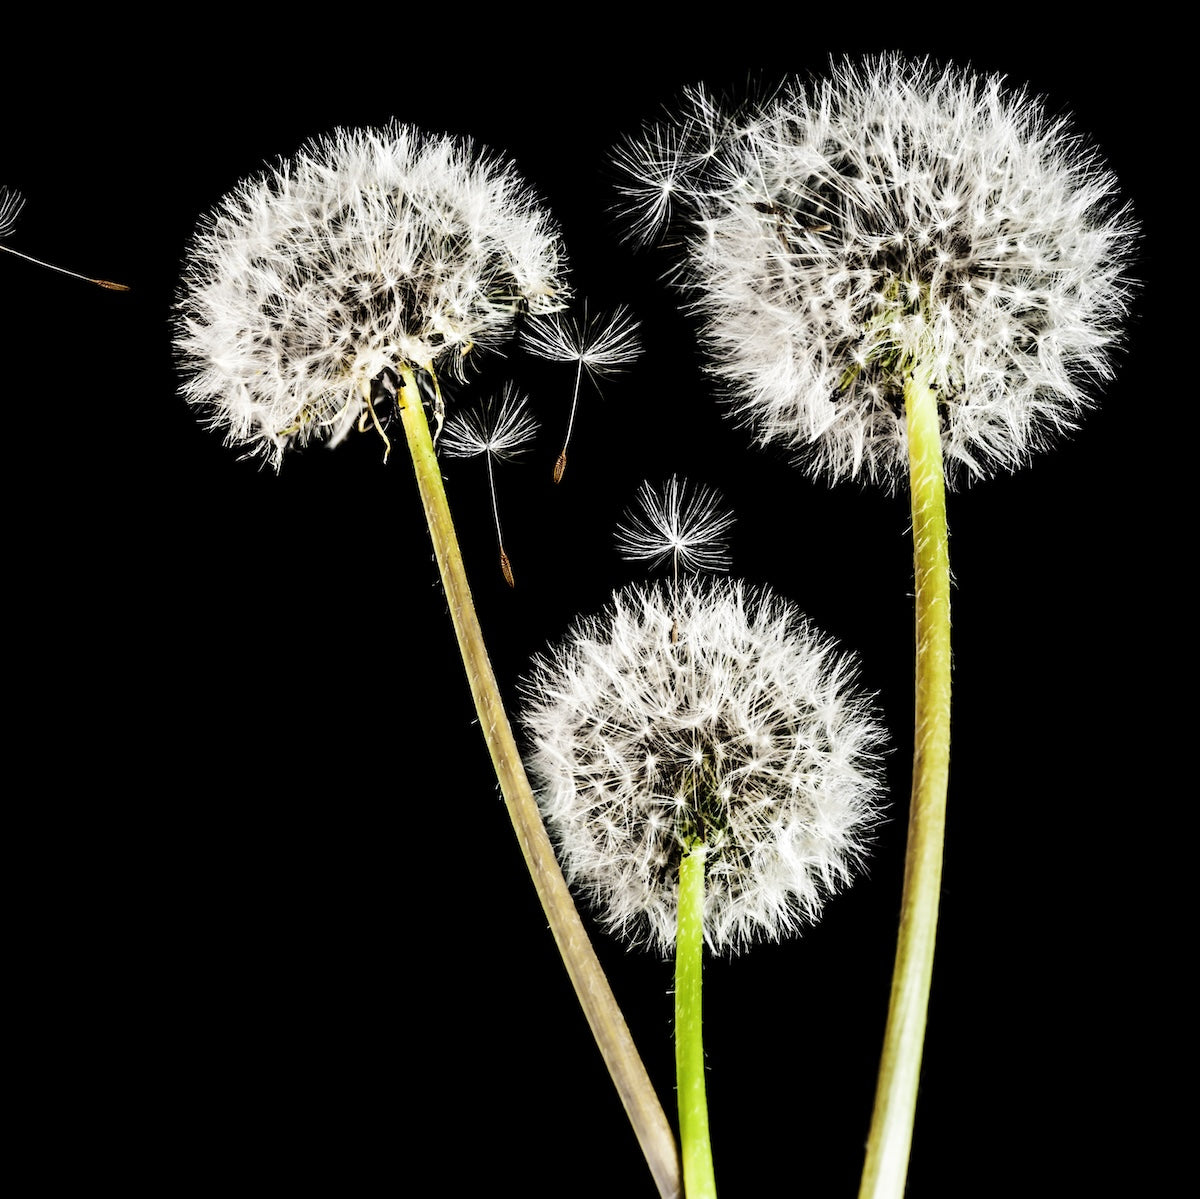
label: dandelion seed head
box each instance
[614,475,735,575]
[174,123,568,469]
[522,579,888,954]
[620,55,1137,490]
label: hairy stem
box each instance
[396,366,682,1199]
[676,841,716,1199]
[858,367,951,1199]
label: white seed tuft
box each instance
[441,385,540,463]
[0,186,24,239]
[614,55,1138,490]
[614,475,735,575]
[174,123,568,469]
[522,578,888,955]
[522,303,642,373]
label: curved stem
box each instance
[858,366,951,1199]
[395,366,682,1199]
[676,841,716,1199]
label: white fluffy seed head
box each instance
[521,578,888,955]
[616,55,1138,491]
[174,123,568,469]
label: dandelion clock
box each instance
[524,480,888,1197]
[614,55,1137,1198]
[174,122,681,1198]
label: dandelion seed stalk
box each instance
[858,367,951,1199]
[676,840,717,1199]
[484,450,511,585]
[555,356,584,482]
[440,385,537,588]
[521,303,642,484]
[0,244,130,289]
[1,185,129,290]
[396,365,682,1199]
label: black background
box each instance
[5,16,1173,1197]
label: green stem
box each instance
[676,841,716,1199]
[395,366,682,1199]
[858,366,951,1199]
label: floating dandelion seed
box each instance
[615,474,735,648]
[611,121,696,248]
[442,386,539,586]
[615,475,734,576]
[0,185,129,291]
[522,304,641,481]
[610,84,739,252]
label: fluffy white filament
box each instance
[616,56,1137,490]
[440,385,540,463]
[175,124,567,469]
[614,476,735,575]
[522,579,888,955]
[0,186,23,239]
[521,304,643,373]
